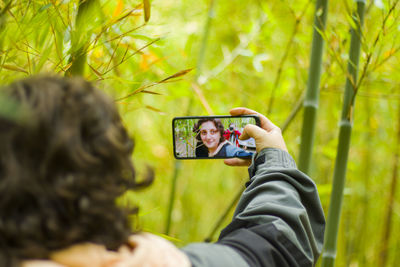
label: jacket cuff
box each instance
[182,243,249,267]
[248,148,297,178]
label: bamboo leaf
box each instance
[88,64,103,78]
[39,3,52,13]
[92,25,145,50]
[143,0,151,22]
[60,62,73,73]
[103,38,161,75]
[145,105,166,115]
[129,34,155,41]
[112,0,124,18]
[115,69,191,101]
[34,42,53,73]
[2,64,28,74]
[191,82,214,115]
[140,90,162,95]
[158,68,193,83]
[136,69,192,92]
[113,8,140,24]
[383,48,397,58]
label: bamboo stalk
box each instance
[165,0,217,235]
[281,92,305,133]
[196,0,216,81]
[379,100,400,267]
[298,0,329,174]
[0,0,12,67]
[321,1,366,266]
[165,160,182,235]
[0,0,11,48]
[66,0,98,76]
[395,242,400,266]
[352,85,372,266]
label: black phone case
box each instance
[172,115,260,160]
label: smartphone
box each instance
[172,115,260,159]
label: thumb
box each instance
[239,124,266,142]
[239,124,288,152]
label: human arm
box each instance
[182,108,325,267]
[216,148,325,266]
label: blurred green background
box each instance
[1,0,399,266]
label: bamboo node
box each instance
[339,119,352,128]
[303,100,319,109]
[322,251,337,258]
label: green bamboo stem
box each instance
[353,87,372,266]
[196,0,216,81]
[165,0,217,235]
[298,0,329,174]
[66,0,98,76]
[321,1,365,267]
[281,92,305,133]
[0,0,12,67]
[379,100,400,267]
[395,241,400,266]
[165,160,182,235]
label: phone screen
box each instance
[172,115,259,159]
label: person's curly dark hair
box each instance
[0,76,153,266]
[192,118,225,157]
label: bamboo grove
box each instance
[1,0,400,266]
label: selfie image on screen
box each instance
[173,117,257,159]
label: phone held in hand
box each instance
[172,115,260,159]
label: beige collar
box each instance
[22,233,190,267]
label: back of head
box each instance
[0,76,147,265]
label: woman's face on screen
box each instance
[200,121,220,151]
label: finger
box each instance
[229,107,258,116]
[239,124,266,142]
[238,128,250,140]
[224,158,251,167]
[229,107,278,132]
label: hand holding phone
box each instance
[173,114,260,159]
[232,107,287,153]
[224,107,288,166]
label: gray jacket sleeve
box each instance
[182,148,325,267]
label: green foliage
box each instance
[1,0,400,266]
